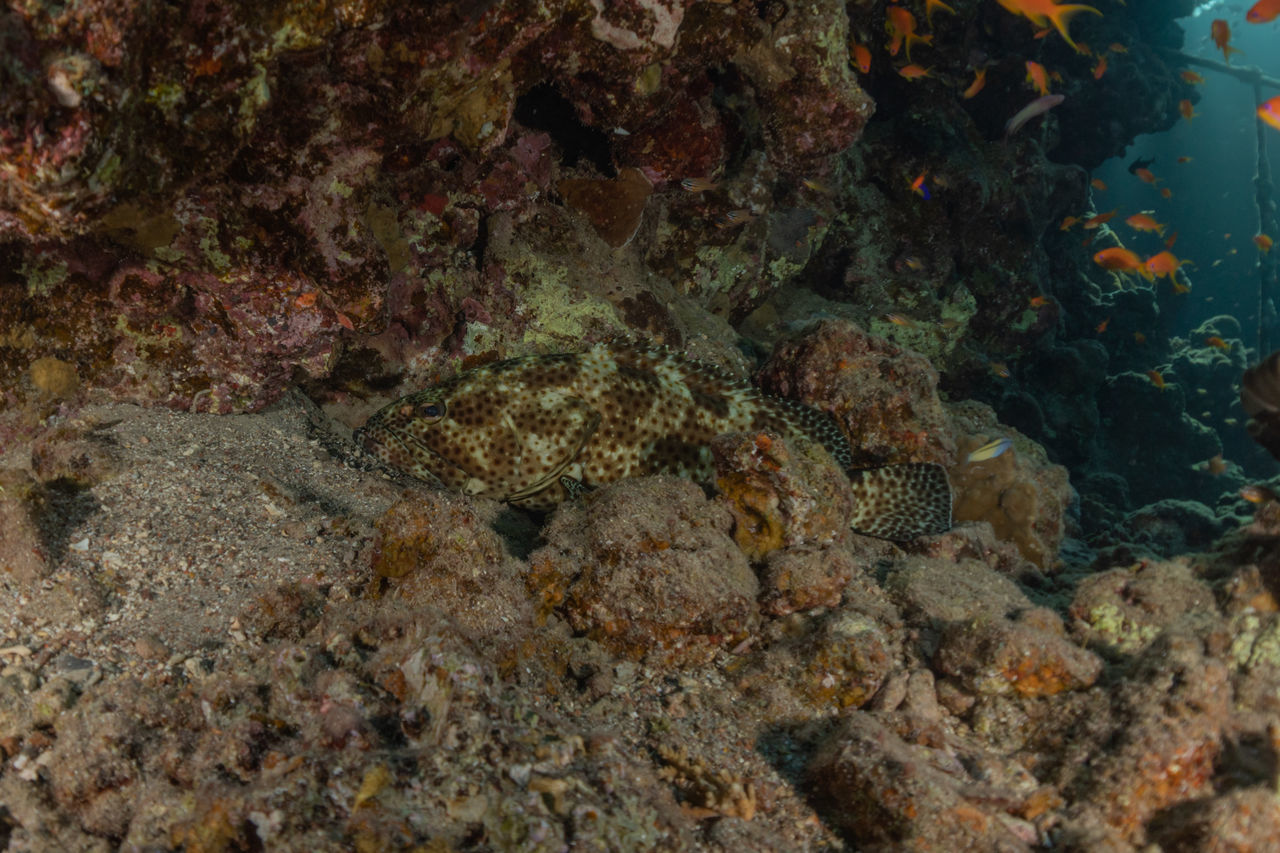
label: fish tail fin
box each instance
[930,0,957,24]
[905,32,932,62]
[848,462,953,541]
[1050,4,1102,52]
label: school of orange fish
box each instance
[698,1,1280,487]
[849,0,1280,296]
[846,0,1280,487]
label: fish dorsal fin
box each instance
[769,396,855,470]
[505,396,602,503]
[848,462,953,540]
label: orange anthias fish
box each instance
[898,64,932,80]
[1134,167,1160,185]
[1091,178,1107,191]
[910,170,931,198]
[1125,213,1166,236]
[1180,70,1205,85]
[1179,99,1198,120]
[1241,484,1278,504]
[1083,209,1117,229]
[1206,336,1231,351]
[1247,0,1280,23]
[926,0,957,26]
[1092,54,1108,79]
[1256,234,1274,253]
[1025,61,1051,95]
[995,0,1102,53]
[1093,247,1144,272]
[1030,295,1050,307]
[886,6,932,61]
[1211,19,1242,63]
[1095,317,1110,333]
[1143,250,1188,281]
[1146,369,1166,389]
[851,43,872,73]
[963,68,987,99]
[1060,215,1080,230]
[1260,96,1280,133]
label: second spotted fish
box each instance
[356,343,953,541]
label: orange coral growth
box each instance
[713,432,853,561]
[1001,649,1080,697]
[1104,741,1219,839]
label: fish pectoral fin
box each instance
[848,462,953,541]
[504,399,602,503]
[559,475,593,501]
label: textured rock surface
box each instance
[528,475,759,666]
[5,0,1276,849]
[711,431,854,561]
[758,319,956,467]
[0,392,1275,850]
[949,417,1073,570]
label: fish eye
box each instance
[417,401,446,421]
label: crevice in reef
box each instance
[513,83,614,175]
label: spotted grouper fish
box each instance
[355,344,953,540]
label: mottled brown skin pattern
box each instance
[357,344,952,539]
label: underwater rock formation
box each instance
[7,0,1278,849]
[710,431,855,561]
[949,419,1072,569]
[758,319,955,467]
[528,476,760,667]
[1,0,878,427]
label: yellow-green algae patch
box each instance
[1230,613,1280,672]
[20,255,68,298]
[513,261,620,350]
[1083,602,1163,655]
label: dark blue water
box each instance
[1092,3,1280,343]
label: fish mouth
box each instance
[356,424,464,489]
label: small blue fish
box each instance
[966,437,1013,463]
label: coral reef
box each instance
[0,369,1278,849]
[5,0,1278,849]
